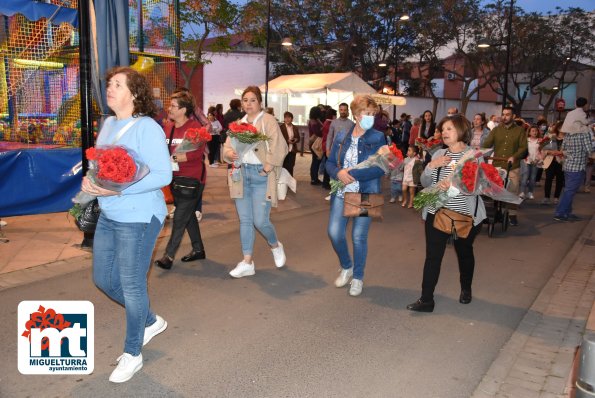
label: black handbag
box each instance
[74,199,101,233]
[172,176,201,199]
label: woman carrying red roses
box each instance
[407,114,487,313]
[81,67,172,382]
[155,89,208,270]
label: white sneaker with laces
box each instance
[527,192,534,200]
[389,197,396,203]
[109,353,143,383]
[335,267,353,288]
[229,261,255,278]
[349,279,363,296]
[195,211,202,222]
[143,315,167,346]
[271,242,286,268]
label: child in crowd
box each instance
[402,146,421,208]
[520,125,541,200]
[389,150,404,203]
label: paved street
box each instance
[0,154,593,397]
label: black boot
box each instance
[459,289,472,304]
[406,299,435,312]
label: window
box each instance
[559,83,577,107]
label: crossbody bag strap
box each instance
[108,117,141,145]
[337,125,356,167]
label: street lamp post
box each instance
[477,0,514,111]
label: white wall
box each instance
[202,52,265,113]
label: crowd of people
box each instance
[83,66,593,383]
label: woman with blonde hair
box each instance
[222,86,288,278]
[326,95,386,296]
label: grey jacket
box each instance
[420,148,487,226]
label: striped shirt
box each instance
[427,150,471,215]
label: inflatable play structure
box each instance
[0,0,180,217]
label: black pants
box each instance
[421,213,482,302]
[283,151,297,176]
[166,187,204,258]
[321,154,331,188]
[544,161,565,199]
[207,139,220,165]
[310,152,321,183]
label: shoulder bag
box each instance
[432,166,477,239]
[336,131,384,220]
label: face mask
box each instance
[359,115,374,130]
[540,125,547,131]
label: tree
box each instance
[178,0,239,88]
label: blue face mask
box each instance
[359,115,374,130]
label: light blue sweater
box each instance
[96,116,172,223]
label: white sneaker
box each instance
[389,197,396,203]
[325,195,331,201]
[527,192,534,200]
[109,353,143,383]
[519,192,525,199]
[143,315,167,346]
[0,220,6,227]
[271,242,286,268]
[229,261,255,278]
[195,211,202,222]
[553,198,559,204]
[398,195,403,202]
[334,267,353,288]
[349,279,363,296]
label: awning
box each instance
[261,72,376,94]
[0,0,79,27]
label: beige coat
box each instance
[222,112,289,207]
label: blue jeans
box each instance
[520,162,539,194]
[390,180,403,198]
[234,164,279,255]
[93,214,163,356]
[555,171,585,218]
[327,195,372,280]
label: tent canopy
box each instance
[261,72,376,94]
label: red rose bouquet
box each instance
[477,162,522,204]
[69,145,150,218]
[228,122,270,182]
[538,136,551,151]
[173,127,211,153]
[329,144,403,194]
[423,137,444,155]
[413,149,522,211]
[415,137,427,148]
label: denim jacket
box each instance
[326,127,386,194]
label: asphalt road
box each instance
[0,189,591,398]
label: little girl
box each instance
[402,146,421,208]
[520,125,540,200]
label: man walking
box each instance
[554,97,592,222]
[326,103,355,157]
[482,106,527,226]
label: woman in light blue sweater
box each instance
[81,66,172,383]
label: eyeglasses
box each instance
[168,104,180,109]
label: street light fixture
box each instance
[264,0,292,107]
[399,13,410,21]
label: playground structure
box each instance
[0,0,180,217]
[0,0,180,152]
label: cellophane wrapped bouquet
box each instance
[413,149,522,211]
[69,146,150,219]
[171,126,211,171]
[416,137,444,156]
[227,122,269,182]
[329,143,404,195]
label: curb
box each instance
[472,215,595,398]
